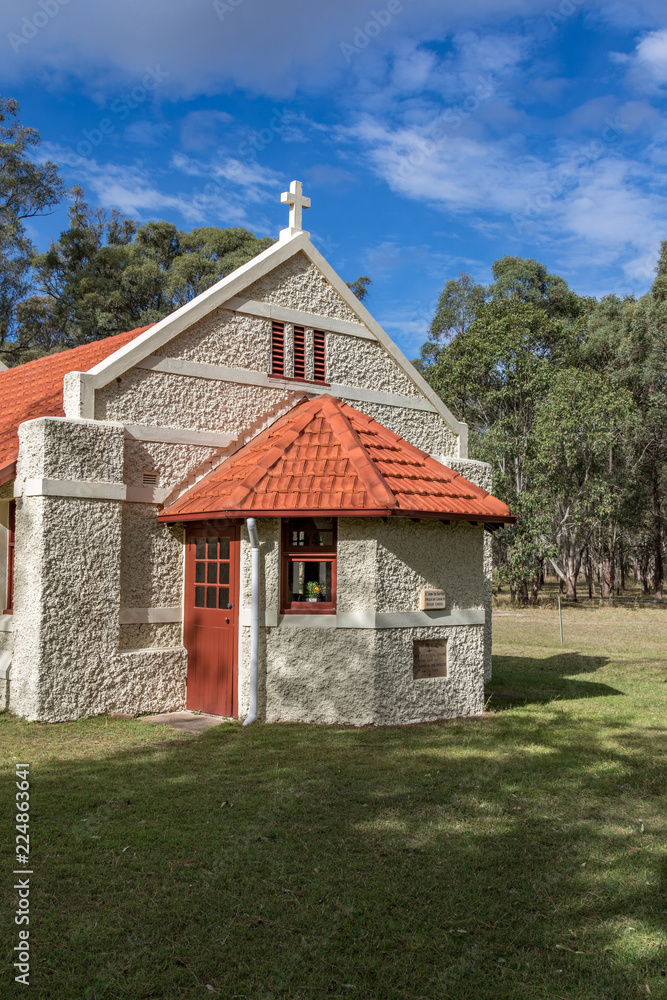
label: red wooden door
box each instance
[184,525,240,717]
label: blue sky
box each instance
[2,0,667,357]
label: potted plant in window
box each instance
[305,581,325,602]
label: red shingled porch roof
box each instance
[0,326,153,485]
[159,394,515,524]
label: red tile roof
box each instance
[159,394,514,524]
[0,327,152,484]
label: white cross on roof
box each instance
[280,180,311,240]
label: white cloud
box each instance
[347,101,667,292]
[0,0,555,100]
[347,115,537,216]
[635,28,667,85]
[616,27,667,92]
[39,144,280,229]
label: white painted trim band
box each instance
[135,356,436,413]
[0,614,14,633]
[223,296,375,341]
[239,608,485,629]
[119,646,186,657]
[119,607,183,624]
[126,486,172,504]
[0,650,11,679]
[17,479,172,505]
[124,424,236,448]
[20,478,127,501]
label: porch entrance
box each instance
[183,524,240,717]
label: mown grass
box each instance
[1,606,667,1000]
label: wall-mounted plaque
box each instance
[413,639,448,679]
[420,588,447,611]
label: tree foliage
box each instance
[0,97,63,352]
[346,275,372,303]
[3,188,275,364]
[422,255,665,603]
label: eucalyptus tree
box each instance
[584,280,666,601]
[0,97,63,357]
[532,368,633,601]
[426,258,587,601]
[418,272,486,369]
[6,189,274,364]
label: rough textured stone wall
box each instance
[16,416,124,490]
[443,457,494,682]
[375,519,484,613]
[243,252,359,322]
[119,623,182,650]
[264,627,377,725]
[328,338,420,397]
[0,497,12,615]
[349,402,457,456]
[236,516,484,725]
[166,308,270,370]
[98,369,457,473]
[120,503,183,607]
[374,624,484,724]
[96,369,290,434]
[10,418,186,721]
[123,440,217,489]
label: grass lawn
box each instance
[2,606,667,1000]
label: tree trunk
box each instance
[583,547,593,599]
[652,461,664,601]
[530,571,540,605]
[550,549,581,602]
[517,580,528,606]
[619,538,625,591]
[606,522,615,606]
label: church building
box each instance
[0,182,513,725]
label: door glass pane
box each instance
[219,537,230,559]
[218,587,230,609]
[196,539,206,560]
[219,563,229,585]
[195,562,205,583]
[207,562,217,584]
[195,586,205,607]
[206,587,217,609]
[207,539,217,560]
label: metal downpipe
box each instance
[243,517,260,726]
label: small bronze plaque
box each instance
[413,639,448,679]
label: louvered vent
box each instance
[271,322,285,376]
[142,472,158,487]
[313,330,326,383]
[293,326,305,379]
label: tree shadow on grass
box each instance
[487,652,622,709]
[4,710,667,1000]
